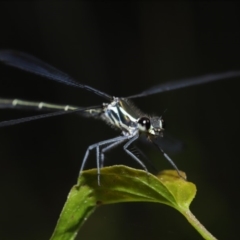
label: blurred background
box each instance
[0,2,239,240]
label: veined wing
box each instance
[0,50,111,100]
[126,71,240,99]
[138,133,184,154]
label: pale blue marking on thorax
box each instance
[101,97,141,135]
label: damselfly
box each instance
[0,50,239,184]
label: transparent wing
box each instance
[153,133,184,154]
[126,71,240,98]
[0,105,102,127]
[139,133,184,154]
[0,50,111,100]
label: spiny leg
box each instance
[78,135,129,185]
[130,144,158,172]
[100,137,129,168]
[96,144,100,184]
[162,150,186,180]
[123,133,148,173]
[154,143,186,180]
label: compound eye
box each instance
[138,117,151,130]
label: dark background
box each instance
[0,2,239,240]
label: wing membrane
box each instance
[0,105,102,127]
[126,71,240,98]
[0,50,111,99]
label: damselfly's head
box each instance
[137,116,165,137]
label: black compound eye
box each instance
[138,117,151,130]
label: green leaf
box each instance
[50,165,217,240]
